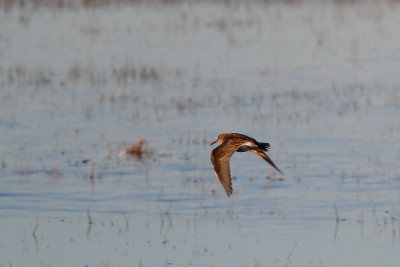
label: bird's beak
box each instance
[210,139,217,145]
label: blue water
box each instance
[1,1,400,266]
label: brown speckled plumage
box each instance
[210,133,283,196]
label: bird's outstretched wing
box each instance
[211,143,240,196]
[250,149,284,174]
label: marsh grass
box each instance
[2,0,398,10]
[1,65,160,87]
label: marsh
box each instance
[0,0,400,266]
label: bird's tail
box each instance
[258,142,270,152]
[252,150,283,174]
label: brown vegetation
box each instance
[1,0,395,10]
[119,138,153,160]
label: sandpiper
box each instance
[210,133,283,196]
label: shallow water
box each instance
[1,1,400,266]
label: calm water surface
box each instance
[1,1,400,266]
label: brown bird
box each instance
[210,133,283,196]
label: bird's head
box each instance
[210,134,225,145]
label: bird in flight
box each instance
[210,133,283,196]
